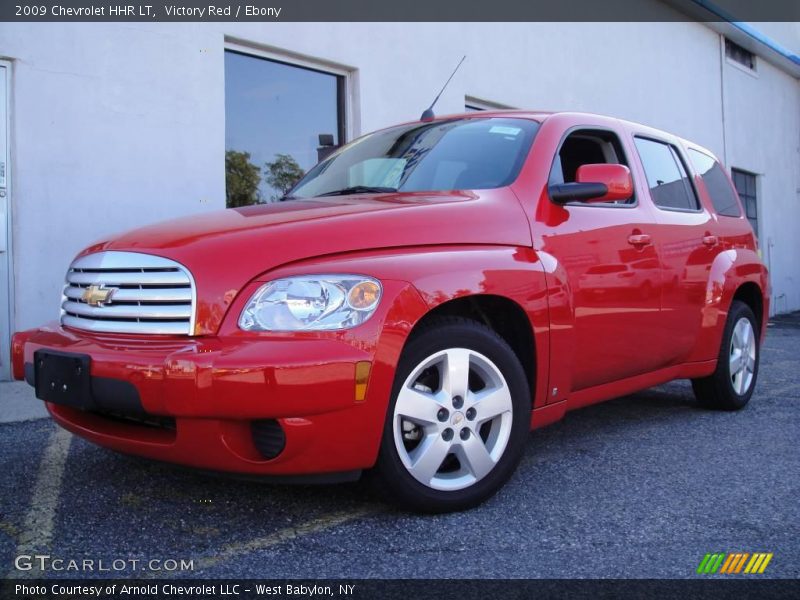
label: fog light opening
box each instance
[251,419,286,460]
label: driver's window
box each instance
[550,129,635,205]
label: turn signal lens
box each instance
[347,281,381,310]
[354,361,372,402]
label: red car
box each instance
[12,111,769,512]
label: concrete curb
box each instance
[0,381,48,423]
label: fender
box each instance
[387,245,551,414]
[686,248,770,363]
[225,244,552,435]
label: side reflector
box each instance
[354,361,371,402]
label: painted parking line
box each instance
[184,507,378,575]
[7,426,73,578]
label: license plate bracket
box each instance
[34,350,94,409]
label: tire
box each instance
[691,300,760,411]
[374,316,531,512]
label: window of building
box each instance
[687,148,742,217]
[549,129,635,205]
[224,49,346,206]
[732,168,759,235]
[465,96,513,112]
[634,138,699,211]
[725,38,756,71]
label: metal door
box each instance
[0,61,12,380]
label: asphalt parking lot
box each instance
[1,315,798,580]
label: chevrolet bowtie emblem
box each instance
[81,285,116,307]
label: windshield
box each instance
[288,117,539,199]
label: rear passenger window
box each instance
[687,149,742,217]
[634,137,699,211]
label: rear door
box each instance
[627,132,717,366]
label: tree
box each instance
[225,150,261,208]
[264,153,305,201]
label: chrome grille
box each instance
[60,251,196,335]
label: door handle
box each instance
[702,235,718,247]
[627,233,651,247]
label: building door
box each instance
[0,62,10,380]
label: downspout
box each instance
[718,34,728,167]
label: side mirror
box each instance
[549,164,633,204]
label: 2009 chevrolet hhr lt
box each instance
[12,111,769,512]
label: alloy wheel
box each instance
[392,348,513,491]
[729,317,756,395]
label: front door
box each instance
[0,62,11,380]
[539,127,664,392]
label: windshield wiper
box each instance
[317,186,398,197]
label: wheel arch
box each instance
[409,294,537,404]
[689,248,770,362]
[732,281,764,334]
[395,245,550,412]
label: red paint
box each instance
[575,163,633,202]
[11,111,769,477]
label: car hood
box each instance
[81,190,531,334]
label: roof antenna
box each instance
[420,55,466,122]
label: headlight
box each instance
[238,275,382,331]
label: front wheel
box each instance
[374,317,531,512]
[692,300,760,410]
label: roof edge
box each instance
[666,0,800,78]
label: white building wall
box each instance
[0,23,226,329]
[0,14,798,340]
[754,22,800,55]
[721,52,800,315]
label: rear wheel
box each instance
[374,317,530,512]
[691,300,760,410]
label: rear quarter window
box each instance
[687,149,742,217]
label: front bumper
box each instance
[10,309,416,476]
